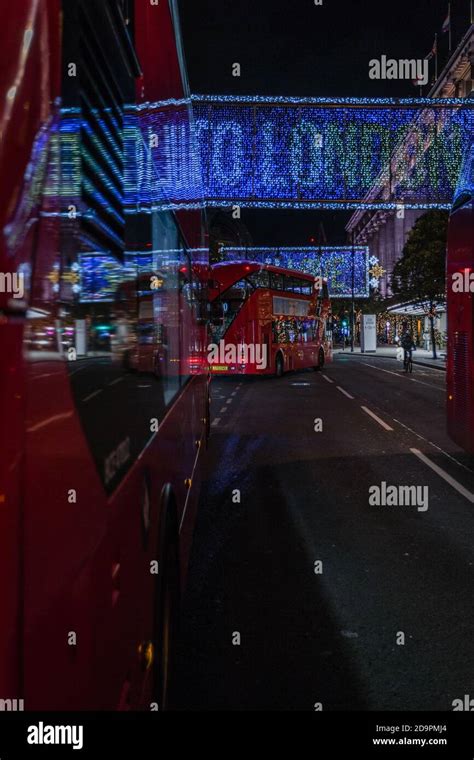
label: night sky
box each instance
[179,0,471,245]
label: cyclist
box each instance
[400,324,416,369]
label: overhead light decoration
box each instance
[221,245,370,298]
[47,263,81,293]
[58,99,471,215]
[368,259,386,289]
[119,97,471,211]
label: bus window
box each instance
[288,277,301,294]
[273,296,310,316]
[211,279,251,341]
[247,270,270,288]
[270,272,285,290]
[179,251,193,307]
[178,248,194,386]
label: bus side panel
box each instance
[447,197,474,451]
[23,189,111,709]
[0,0,61,704]
[134,0,185,104]
[0,0,61,265]
[23,357,110,709]
[0,321,24,702]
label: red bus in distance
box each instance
[208,261,332,376]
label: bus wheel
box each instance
[275,353,284,378]
[153,487,180,711]
[314,349,325,371]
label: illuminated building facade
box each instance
[346,25,474,298]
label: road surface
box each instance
[173,354,474,711]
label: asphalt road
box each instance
[173,353,474,711]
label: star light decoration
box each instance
[47,263,81,294]
[368,259,386,289]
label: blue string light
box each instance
[190,95,467,106]
[220,246,370,298]
[122,98,471,210]
[60,98,472,213]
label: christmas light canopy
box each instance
[124,96,472,211]
[59,98,472,214]
[220,246,371,298]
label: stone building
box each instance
[346,25,474,299]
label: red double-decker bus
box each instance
[0,1,208,711]
[208,261,332,376]
[447,140,474,452]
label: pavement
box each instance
[336,345,447,371]
[173,352,474,711]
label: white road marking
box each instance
[219,406,227,413]
[337,386,354,400]
[226,398,232,404]
[410,448,474,504]
[392,418,426,442]
[322,375,334,384]
[231,391,237,396]
[83,389,102,403]
[393,418,474,475]
[361,362,399,378]
[408,377,444,392]
[211,418,220,427]
[361,406,394,431]
[108,377,124,386]
[360,361,444,392]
